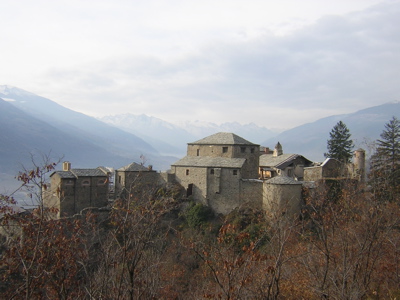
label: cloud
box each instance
[5,1,400,128]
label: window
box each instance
[210,169,214,175]
[82,180,90,186]
[250,148,255,153]
[65,179,74,186]
[241,147,246,153]
[197,149,200,156]
[98,179,107,185]
[233,170,238,175]
[222,147,228,153]
[186,169,190,176]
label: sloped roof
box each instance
[71,168,108,177]
[51,167,108,178]
[172,156,246,168]
[189,132,257,146]
[260,153,313,169]
[117,162,149,172]
[265,175,303,185]
[54,171,76,179]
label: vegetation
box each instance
[324,120,354,163]
[369,116,400,201]
[1,118,400,299]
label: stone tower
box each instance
[353,148,366,182]
[273,142,283,157]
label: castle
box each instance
[45,132,366,218]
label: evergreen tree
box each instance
[369,116,400,201]
[324,121,354,163]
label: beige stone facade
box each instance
[45,163,110,218]
[263,176,303,217]
[45,133,366,219]
[172,132,261,214]
[259,142,313,180]
[114,162,161,200]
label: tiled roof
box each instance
[172,156,246,168]
[53,171,76,179]
[260,153,298,168]
[117,162,150,172]
[265,175,303,185]
[189,132,257,146]
[51,168,108,178]
[71,168,108,177]
[259,153,312,169]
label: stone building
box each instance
[45,161,110,218]
[114,162,161,200]
[303,149,366,182]
[259,142,313,180]
[171,132,262,214]
[263,175,303,216]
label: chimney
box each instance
[63,161,71,171]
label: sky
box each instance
[0,0,399,129]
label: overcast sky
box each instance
[0,0,399,129]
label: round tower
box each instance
[353,148,366,182]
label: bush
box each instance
[184,202,213,228]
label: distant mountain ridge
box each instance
[1,85,398,176]
[0,86,173,174]
[99,115,277,157]
[262,102,400,161]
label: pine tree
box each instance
[324,121,354,163]
[369,116,400,201]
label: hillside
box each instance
[0,86,178,173]
[0,98,134,173]
[0,86,157,158]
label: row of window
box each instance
[196,147,255,156]
[64,179,107,186]
[186,169,238,175]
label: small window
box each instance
[65,179,74,186]
[233,170,238,175]
[197,149,200,156]
[222,147,228,153]
[118,176,121,184]
[241,147,246,153]
[82,180,90,186]
[210,169,214,175]
[186,169,190,176]
[97,179,107,185]
[250,148,255,153]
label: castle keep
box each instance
[171,132,262,214]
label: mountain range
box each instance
[99,114,277,157]
[262,102,400,161]
[0,85,399,195]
